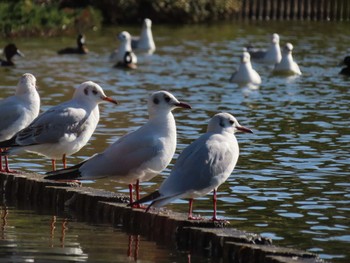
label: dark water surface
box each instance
[0,21,349,262]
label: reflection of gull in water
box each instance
[130,113,253,221]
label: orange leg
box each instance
[62,154,67,169]
[51,159,56,171]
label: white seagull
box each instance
[130,113,253,221]
[0,73,40,172]
[131,18,156,54]
[247,33,282,65]
[44,91,191,206]
[0,81,118,171]
[230,51,262,86]
[110,31,137,69]
[273,43,302,75]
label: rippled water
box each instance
[0,21,349,262]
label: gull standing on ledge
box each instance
[273,43,302,75]
[131,18,156,54]
[130,113,253,221]
[45,91,191,206]
[230,51,262,86]
[0,73,40,172]
[0,81,118,171]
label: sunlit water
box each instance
[0,21,349,262]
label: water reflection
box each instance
[0,204,203,262]
[0,21,350,262]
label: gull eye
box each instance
[229,120,234,125]
[153,97,159,104]
[164,95,171,103]
[92,89,98,95]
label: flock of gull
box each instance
[0,18,349,221]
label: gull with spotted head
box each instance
[110,31,137,69]
[130,112,253,221]
[0,73,40,172]
[44,91,191,206]
[0,81,117,171]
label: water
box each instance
[0,20,349,262]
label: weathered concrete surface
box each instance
[0,171,325,263]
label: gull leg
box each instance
[62,154,67,169]
[51,159,56,171]
[128,184,134,205]
[211,189,229,223]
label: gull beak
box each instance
[175,102,192,109]
[237,126,253,133]
[103,96,118,105]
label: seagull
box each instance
[339,56,350,76]
[0,73,40,172]
[110,31,137,69]
[130,112,253,221]
[0,81,117,171]
[246,33,282,65]
[273,43,302,75]
[230,51,262,86]
[131,18,156,54]
[57,34,89,55]
[0,43,24,66]
[44,91,191,206]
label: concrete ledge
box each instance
[0,172,325,263]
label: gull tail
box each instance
[128,190,161,210]
[44,161,86,180]
[129,191,183,213]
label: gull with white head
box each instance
[0,73,40,172]
[273,43,301,75]
[247,33,282,65]
[131,18,156,54]
[45,91,191,206]
[0,81,117,171]
[230,50,262,86]
[130,112,253,221]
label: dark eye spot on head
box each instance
[153,97,159,104]
[164,95,171,103]
[229,120,234,125]
[92,89,98,95]
[84,87,89,95]
[219,117,225,127]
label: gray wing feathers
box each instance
[16,106,88,145]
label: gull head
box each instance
[17,73,37,95]
[148,90,191,116]
[207,113,253,134]
[143,18,152,28]
[283,43,294,54]
[74,81,118,105]
[271,33,280,44]
[118,31,131,43]
[241,51,251,64]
